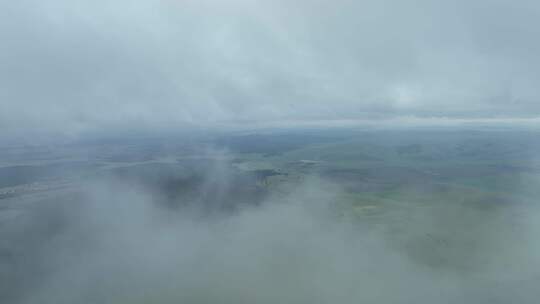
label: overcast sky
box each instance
[2,0,540,135]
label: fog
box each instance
[2,0,540,302]
[2,156,540,304]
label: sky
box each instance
[2,0,540,135]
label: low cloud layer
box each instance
[2,0,540,134]
[3,171,540,303]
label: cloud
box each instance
[3,171,540,304]
[1,0,540,134]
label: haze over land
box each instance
[2,1,540,303]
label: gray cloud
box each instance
[5,174,540,304]
[2,0,540,134]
